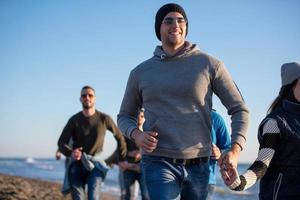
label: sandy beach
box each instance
[0,173,118,200]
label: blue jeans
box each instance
[123,169,150,200]
[141,155,209,200]
[69,162,104,200]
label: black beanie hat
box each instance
[155,3,188,41]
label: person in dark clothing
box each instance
[222,62,300,200]
[119,109,149,200]
[58,85,127,200]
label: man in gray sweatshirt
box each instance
[118,3,249,200]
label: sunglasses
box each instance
[81,94,94,98]
[162,17,186,25]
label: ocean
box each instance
[0,158,259,200]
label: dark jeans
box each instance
[123,169,149,200]
[69,162,104,200]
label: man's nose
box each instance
[171,20,180,27]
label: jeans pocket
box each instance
[273,173,283,200]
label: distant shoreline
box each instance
[0,156,253,165]
[0,173,118,200]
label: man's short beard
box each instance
[82,104,92,109]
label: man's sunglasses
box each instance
[162,17,187,25]
[81,94,94,98]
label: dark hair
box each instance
[81,85,95,93]
[268,79,297,113]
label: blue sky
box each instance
[0,0,299,163]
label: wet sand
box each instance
[0,173,118,200]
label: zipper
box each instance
[273,173,283,200]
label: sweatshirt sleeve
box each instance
[117,70,143,138]
[212,62,249,150]
[105,115,127,161]
[57,118,74,157]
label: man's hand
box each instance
[211,144,221,160]
[72,147,83,161]
[131,129,158,153]
[127,150,142,162]
[118,161,140,172]
[219,143,241,170]
[218,144,241,187]
[118,161,129,171]
[55,150,62,160]
[220,165,239,186]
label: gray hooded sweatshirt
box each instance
[118,42,249,159]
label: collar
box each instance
[282,100,300,115]
[153,41,198,60]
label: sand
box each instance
[0,173,118,200]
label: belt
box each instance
[164,157,208,166]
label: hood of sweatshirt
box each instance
[153,41,200,60]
